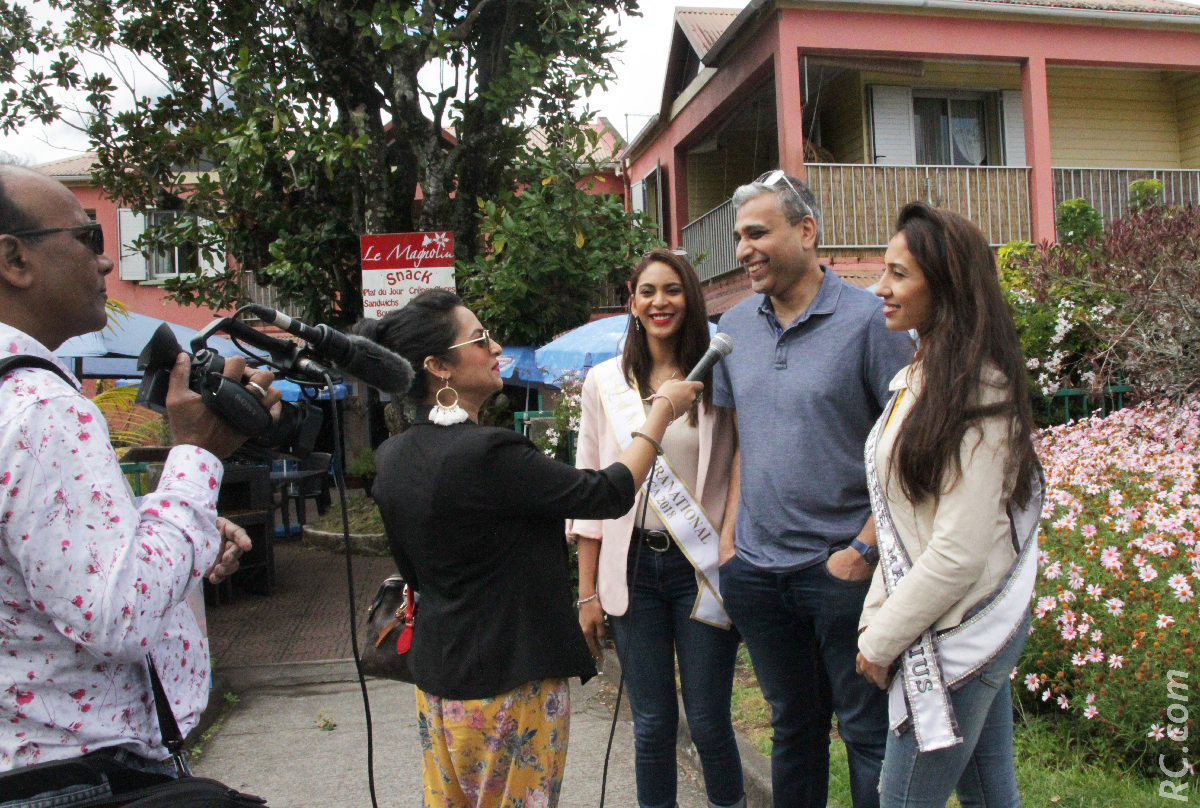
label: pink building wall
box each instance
[67,183,230,331]
[627,4,1200,249]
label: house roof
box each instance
[675,7,741,56]
[33,152,99,182]
[704,0,1200,66]
[526,118,624,167]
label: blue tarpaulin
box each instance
[534,315,717,387]
[56,311,250,379]
[498,346,542,388]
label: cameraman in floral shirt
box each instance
[0,165,280,801]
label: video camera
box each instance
[135,315,326,458]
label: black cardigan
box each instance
[372,413,636,700]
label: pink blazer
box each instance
[566,358,737,616]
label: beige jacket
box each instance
[566,358,736,616]
[858,363,1018,667]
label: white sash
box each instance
[593,360,731,628]
[865,393,1044,752]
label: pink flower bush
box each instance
[1020,399,1199,772]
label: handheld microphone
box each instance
[248,304,415,395]
[685,333,734,382]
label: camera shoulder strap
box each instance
[0,354,76,388]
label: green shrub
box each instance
[1127,179,1164,214]
[1056,198,1103,246]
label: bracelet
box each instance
[630,430,664,456]
[648,393,678,421]
[576,594,598,607]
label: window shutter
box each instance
[117,208,148,281]
[1001,90,1027,167]
[869,85,915,166]
[630,180,645,214]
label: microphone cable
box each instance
[323,369,380,808]
[598,459,656,808]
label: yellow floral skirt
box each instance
[416,677,571,808]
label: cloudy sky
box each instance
[0,1,738,166]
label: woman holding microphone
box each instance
[358,288,701,808]
[856,202,1041,808]
[571,250,744,808]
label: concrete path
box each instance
[193,672,709,808]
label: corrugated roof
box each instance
[675,7,741,57]
[32,152,99,179]
[966,0,1200,15]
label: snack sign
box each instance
[360,231,456,319]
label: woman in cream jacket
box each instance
[857,203,1039,808]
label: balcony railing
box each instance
[682,199,737,282]
[806,164,1031,249]
[683,164,1032,281]
[239,273,305,319]
[1053,167,1200,226]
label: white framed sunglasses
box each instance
[448,328,493,350]
[756,170,819,227]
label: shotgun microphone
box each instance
[685,333,734,382]
[247,305,414,395]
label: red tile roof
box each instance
[675,7,740,57]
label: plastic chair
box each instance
[278,452,332,537]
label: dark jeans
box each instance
[719,553,888,808]
[608,538,745,808]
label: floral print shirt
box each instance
[0,323,223,771]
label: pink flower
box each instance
[1169,726,1188,742]
[1086,584,1104,598]
[1157,614,1175,629]
[1139,566,1158,582]
[1105,597,1124,616]
[1149,724,1166,740]
[1044,561,1063,580]
[1086,693,1096,704]
[1042,689,1052,702]
[1024,674,1040,692]
[1071,653,1086,667]
[1108,654,1126,669]
[1084,705,1098,719]
[1081,524,1098,539]
[1057,695,1070,710]
[1100,547,1122,569]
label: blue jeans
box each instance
[608,538,744,808]
[719,553,888,808]
[878,615,1029,808]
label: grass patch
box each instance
[730,646,1162,807]
[309,489,385,535]
[187,691,240,763]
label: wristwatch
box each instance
[850,538,880,565]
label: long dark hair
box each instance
[353,288,462,402]
[621,250,713,426]
[890,202,1036,506]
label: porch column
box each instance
[774,36,805,179]
[1022,54,1056,244]
[669,148,688,249]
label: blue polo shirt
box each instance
[713,268,914,571]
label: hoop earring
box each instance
[430,376,469,426]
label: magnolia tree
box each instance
[0,0,642,325]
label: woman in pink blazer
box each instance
[570,250,743,808]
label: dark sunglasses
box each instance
[5,223,105,255]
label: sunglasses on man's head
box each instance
[5,223,105,256]
[643,248,689,258]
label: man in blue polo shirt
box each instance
[713,172,913,808]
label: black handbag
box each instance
[359,574,418,682]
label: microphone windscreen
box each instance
[343,334,415,395]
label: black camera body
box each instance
[136,321,324,458]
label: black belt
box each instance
[632,527,673,553]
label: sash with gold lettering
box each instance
[593,359,730,628]
[864,393,1044,752]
